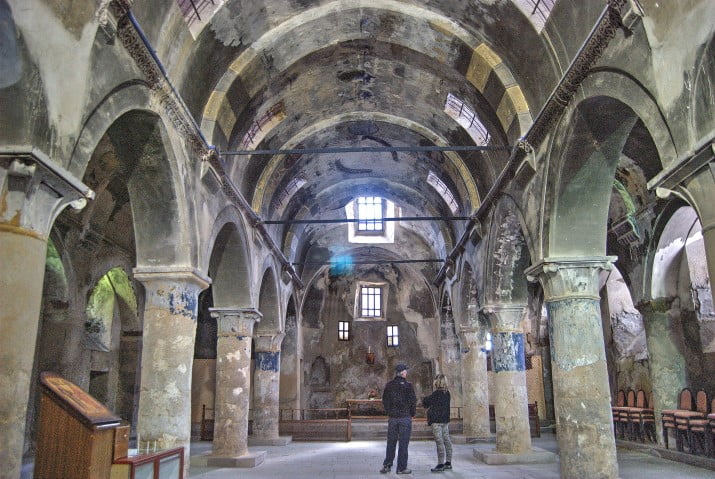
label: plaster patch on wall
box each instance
[492,332,525,372]
[167,289,198,320]
[644,3,715,110]
[12,0,96,147]
[547,299,605,370]
[165,380,181,400]
[256,351,280,371]
[233,387,243,396]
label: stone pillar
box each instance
[251,332,291,445]
[526,258,618,479]
[0,152,92,478]
[483,304,532,454]
[638,299,687,446]
[458,323,491,441]
[205,308,265,467]
[133,267,210,477]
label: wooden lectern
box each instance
[35,371,123,479]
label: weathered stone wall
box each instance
[301,264,438,408]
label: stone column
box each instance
[204,308,266,467]
[638,299,687,446]
[526,258,618,479]
[0,152,92,478]
[483,304,532,454]
[251,332,291,445]
[458,323,491,441]
[133,267,210,478]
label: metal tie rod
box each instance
[294,259,445,266]
[222,145,511,156]
[263,216,470,225]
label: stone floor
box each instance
[188,435,715,479]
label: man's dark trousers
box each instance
[384,416,412,471]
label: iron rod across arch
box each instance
[262,216,470,225]
[222,144,511,157]
[293,259,445,266]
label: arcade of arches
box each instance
[1,1,714,478]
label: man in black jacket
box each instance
[380,364,417,474]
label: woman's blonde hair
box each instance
[434,373,448,390]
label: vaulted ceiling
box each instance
[140,0,567,277]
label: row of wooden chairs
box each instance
[612,389,656,442]
[662,388,715,456]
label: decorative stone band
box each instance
[210,308,263,338]
[525,257,616,302]
[0,149,94,237]
[492,332,526,373]
[133,267,211,321]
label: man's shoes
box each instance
[443,462,452,470]
[430,464,445,472]
[380,465,391,474]
[396,469,412,474]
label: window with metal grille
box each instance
[387,325,399,347]
[338,321,350,341]
[357,196,384,232]
[176,0,225,37]
[274,176,307,210]
[240,101,286,150]
[444,93,490,145]
[512,0,557,32]
[427,171,459,214]
[361,286,382,317]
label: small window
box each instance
[387,325,399,347]
[512,0,557,33]
[357,196,384,232]
[444,93,490,145]
[338,321,350,341]
[361,286,382,317]
[427,171,459,214]
[485,332,492,351]
[240,101,286,150]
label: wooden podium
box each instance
[35,371,123,479]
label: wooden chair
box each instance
[615,389,635,439]
[627,389,654,442]
[612,390,626,438]
[674,391,709,455]
[661,388,693,450]
[707,402,715,458]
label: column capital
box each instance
[132,266,211,290]
[525,256,616,302]
[0,150,94,238]
[210,308,262,338]
[254,332,285,352]
[458,325,488,352]
[482,304,525,331]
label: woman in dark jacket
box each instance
[422,374,453,472]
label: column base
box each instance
[473,445,556,465]
[463,433,496,444]
[248,436,292,446]
[193,451,266,468]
